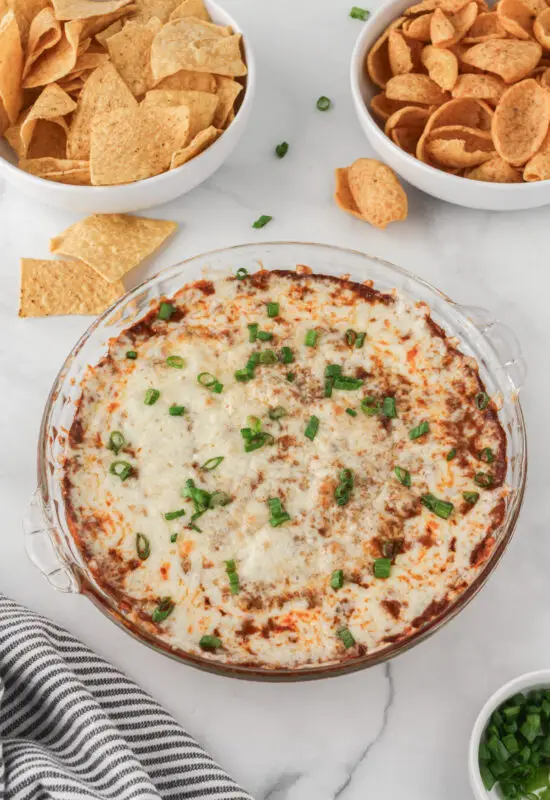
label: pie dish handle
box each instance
[456,304,527,392]
[23,489,80,593]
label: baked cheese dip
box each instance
[64,267,507,670]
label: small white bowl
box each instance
[349,0,550,211]
[0,0,255,214]
[469,670,550,799]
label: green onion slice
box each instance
[144,388,160,405]
[334,376,364,390]
[475,391,490,410]
[201,456,224,471]
[200,634,222,650]
[279,346,294,363]
[269,406,287,420]
[252,215,272,229]
[109,461,132,480]
[345,329,356,346]
[421,492,454,519]
[305,329,318,347]
[325,364,342,377]
[304,415,320,440]
[257,330,273,342]
[334,468,354,506]
[479,447,495,463]
[463,491,480,505]
[152,597,174,623]
[346,408,357,417]
[374,557,391,579]
[361,396,380,416]
[330,569,344,590]
[267,302,279,317]
[169,404,185,416]
[197,372,223,393]
[409,420,430,440]
[126,350,137,359]
[166,355,184,368]
[350,6,370,20]
[164,508,186,520]
[382,397,397,418]
[394,466,411,487]
[136,533,150,560]
[248,323,259,342]
[267,497,291,527]
[107,430,125,455]
[275,142,289,158]
[170,533,178,543]
[259,349,277,364]
[317,96,331,111]
[158,302,175,321]
[355,332,366,348]
[225,559,240,595]
[236,268,248,280]
[474,471,493,488]
[446,448,457,461]
[337,627,355,648]
[286,372,295,382]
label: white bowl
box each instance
[469,670,550,799]
[0,0,255,214]
[349,0,550,211]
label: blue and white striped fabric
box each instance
[0,596,251,800]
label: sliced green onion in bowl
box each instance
[463,491,480,504]
[446,448,457,461]
[334,376,364,390]
[479,447,495,463]
[382,396,397,418]
[279,346,293,363]
[421,492,453,519]
[475,471,494,488]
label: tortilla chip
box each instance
[370,92,422,121]
[49,213,177,282]
[534,6,550,47]
[153,68,216,93]
[496,0,534,39]
[18,83,75,156]
[23,19,82,89]
[169,0,210,20]
[8,0,49,47]
[142,88,218,139]
[425,97,492,134]
[79,6,136,39]
[347,158,408,229]
[19,258,124,317]
[421,45,459,91]
[67,51,110,78]
[212,75,242,128]
[402,12,433,40]
[463,11,507,42]
[388,30,415,75]
[425,125,495,167]
[386,106,430,152]
[366,20,403,88]
[451,73,506,105]
[334,167,364,221]
[0,11,23,127]
[524,132,550,180]
[150,17,247,81]
[51,0,133,21]
[90,103,190,184]
[170,124,219,167]
[23,8,62,79]
[105,18,160,97]
[68,61,137,159]
[131,0,181,24]
[18,156,90,182]
[492,78,550,165]
[386,73,450,105]
[95,18,123,46]
[461,39,541,83]
[465,156,523,181]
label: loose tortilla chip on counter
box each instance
[334,159,408,229]
[142,88,218,139]
[23,8,62,79]
[23,20,83,89]
[18,156,90,182]
[150,17,247,81]
[51,0,133,21]
[169,0,211,21]
[0,11,23,128]
[49,214,177,282]
[170,124,219,168]
[17,83,76,156]
[105,18,161,97]
[19,258,124,317]
[334,167,365,221]
[90,104,190,184]
[212,76,242,128]
[153,68,216,93]
[67,61,137,159]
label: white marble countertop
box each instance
[1,0,549,797]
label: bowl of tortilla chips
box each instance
[0,0,254,212]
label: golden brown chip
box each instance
[369,92,422,120]
[153,68,216,93]
[463,11,507,41]
[385,105,431,132]
[19,258,124,317]
[425,124,495,166]
[334,167,364,220]
[22,8,62,79]
[18,155,90,182]
[432,2,479,46]
[425,96,492,134]
[79,6,136,40]
[540,66,550,89]
[131,0,181,24]
[421,45,459,90]
[0,11,23,128]
[520,0,548,12]
[49,214,177,282]
[402,12,433,40]
[51,0,133,21]
[65,51,110,79]
[347,158,408,229]
[19,83,75,156]
[497,0,534,38]
[524,132,550,179]
[492,77,550,165]
[105,18,161,97]
[90,104,190,184]
[461,39,542,83]
[23,20,82,89]
[534,6,550,46]
[67,61,137,159]
[142,88,218,139]
[150,17,247,81]
[170,124,220,168]
[386,73,450,104]
[388,30,415,74]
[212,75,241,128]
[366,18,406,87]
[169,0,210,21]
[7,0,49,48]
[451,73,506,104]
[95,19,123,46]
[465,155,523,180]
[430,8,456,44]
[407,0,471,13]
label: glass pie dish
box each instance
[24,242,527,681]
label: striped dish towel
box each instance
[0,595,252,800]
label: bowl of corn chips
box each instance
[0,0,254,212]
[350,0,550,210]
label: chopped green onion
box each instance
[136,533,150,560]
[304,415,320,440]
[257,330,273,342]
[325,364,342,377]
[374,557,391,579]
[189,523,202,533]
[382,396,397,418]
[182,478,211,513]
[107,430,125,455]
[236,268,248,280]
[109,461,132,480]
[197,372,223,393]
[164,508,186,520]
[212,382,224,393]
[475,391,490,410]
[333,376,364,390]
[199,634,222,650]
[334,468,354,506]
[350,6,370,20]
[259,349,277,364]
[409,420,430,440]
[463,491,480,505]
[479,447,495,463]
[241,428,274,452]
[279,346,294,363]
[158,302,175,321]
[235,367,254,382]
[331,569,344,590]
[337,627,355,648]
[421,492,453,519]
[269,406,287,420]
[324,378,334,397]
[267,302,279,318]
[355,332,366,348]
[166,355,184,369]
[446,448,457,461]
[201,456,224,471]
[305,329,318,347]
[286,372,295,382]
[252,215,272,229]
[361,396,380,416]
[346,408,357,417]
[479,763,495,792]
[126,350,137,359]
[225,559,240,595]
[267,497,291,527]
[248,323,259,342]
[144,388,160,405]
[169,404,185,416]
[345,329,356,346]
[317,96,331,111]
[247,415,262,432]
[170,533,178,543]
[394,466,411,487]
[275,142,289,158]
[152,597,174,623]
[209,490,232,507]
[475,471,493,488]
